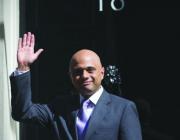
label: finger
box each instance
[35,49,44,58]
[26,32,31,46]
[22,33,27,46]
[18,38,22,50]
[30,34,35,48]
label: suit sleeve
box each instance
[10,71,53,127]
[120,101,142,140]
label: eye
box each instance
[72,69,83,76]
[86,67,96,73]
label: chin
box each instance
[80,88,94,97]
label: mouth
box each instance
[82,81,92,86]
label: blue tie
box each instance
[76,99,94,140]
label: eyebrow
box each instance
[71,66,96,74]
[74,66,96,70]
[86,66,96,70]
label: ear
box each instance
[101,66,105,79]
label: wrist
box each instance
[17,65,30,71]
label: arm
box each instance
[10,71,52,126]
[10,32,51,126]
[120,101,142,140]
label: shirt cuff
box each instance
[13,69,30,76]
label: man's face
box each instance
[70,52,104,98]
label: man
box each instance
[10,32,142,140]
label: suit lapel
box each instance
[84,91,111,140]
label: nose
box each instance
[82,70,89,78]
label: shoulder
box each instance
[103,89,136,108]
[101,90,139,117]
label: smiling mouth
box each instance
[82,81,91,86]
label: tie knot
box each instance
[82,100,94,109]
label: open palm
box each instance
[17,32,43,70]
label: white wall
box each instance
[0,0,19,139]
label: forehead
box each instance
[71,56,99,69]
[69,50,102,70]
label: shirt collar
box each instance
[80,86,103,105]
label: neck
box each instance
[80,86,102,99]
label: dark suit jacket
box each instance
[10,72,142,140]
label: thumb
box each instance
[35,48,44,58]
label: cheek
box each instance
[72,76,81,84]
[72,75,80,80]
[93,74,103,83]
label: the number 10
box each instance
[99,0,125,11]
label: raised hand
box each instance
[17,32,44,71]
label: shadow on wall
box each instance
[0,22,5,40]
